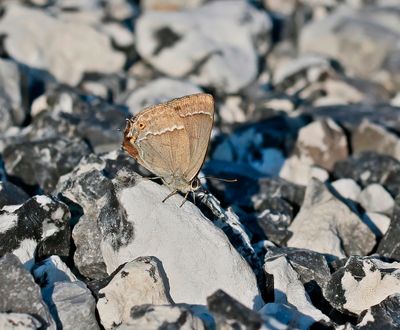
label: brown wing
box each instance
[166,94,214,181]
[123,93,214,183]
[125,103,191,180]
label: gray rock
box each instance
[136,0,271,93]
[207,290,266,330]
[0,4,125,85]
[287,179,376,258]
[28,87,129,154]
[101,23,135,49]
[0,254,55,328]
[363,212,391,238]
[357,293,400,329]
[0,59,25,131]
[358,184,395,215]
[116,304,205,330]
[97,257,173,329]
[32,256,99,329]
[324,256,400,315]
[0,196,70,269]
[104,0,137,21]
[123,77,202,115]
[377,195,400,260]
[333,151,400,197]
[262,255,330,328]
[0,181,29,208]
[352,120,400,161]
[52,282,99,330]
[3,136,91,193]
[0,312,43,330]
[299,6,400,90]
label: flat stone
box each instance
[358,184,395,215]
[287,179,376,258]
[0,4,125,85]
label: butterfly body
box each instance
[122,93,214,197]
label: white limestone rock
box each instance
[135,0,271,93]
[358,184,395,215]
[0,4,125,85]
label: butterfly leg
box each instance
[162,190,178,203]
[179,192,190,208]
[148,176,161,181]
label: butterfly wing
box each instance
[167,94,214,181]
[123,93,214,190]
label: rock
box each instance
[0,181,29,208]
[255,177,306,209]
[356,294,400,329]
[265,247,331,301]
[331,178,361,202]
[32,256,99,329]
[51,282,99,330]
[136,0,271,93]
[363,212,391,239]
[123,77,202,115]
[262,255,330,328]
[218,96,247,124]
[97,257,173,329]
[104,0,137,21]
[358,184,395,215]
[0,196,70,269]
[292,119,349,171]
[142,0,206,11]
[0,59,25,131]
[287,179,376,258]
[29,87,129,153]
[0,254,55,328]
[116,304,205,330]
[57,153,263,309]
[279,157,330,186]
[304,104,400,134]
[207,290,265,330]
[352,120,400,161]
[324,256,400,315]
[101,23,135,49]
[377,195,400,260]
[333,152,400,197]
[0,4,125,85]
[0,312,43,329]
[255,197,293,245]
[299,6,400,90]
[3,136,91,193]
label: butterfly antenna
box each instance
[200,176,238,183]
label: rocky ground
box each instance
[0,0,400,329]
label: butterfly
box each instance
[122,93,214,204]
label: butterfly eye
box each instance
[138,123,146,129]
[191,178,200,190]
